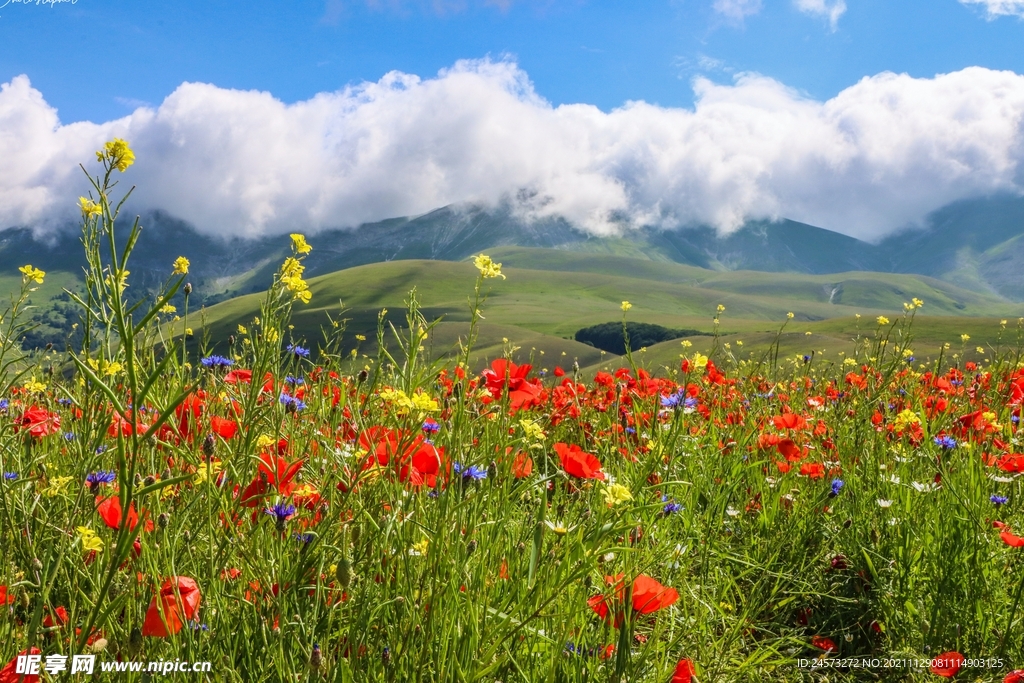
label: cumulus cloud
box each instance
[4,60,1024,242]
[793,0,846,29]
[960,0,1024,18]
[712,0,763,21]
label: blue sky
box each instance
[3,0,1024,122]
[5,0,1024,240]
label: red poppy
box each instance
[511,452,533,479]
[96,495,140,531]
[0,586,14,605]
[811,635,836,652]
[239,453,304,506]
[773,413,807,431]
[1001,531,1024,547]
[223,369,252,385]
[0,648,41,683]
[554,442,605,480]
[1004,670,1024,683]
[210,416,238,439]
[631,574,679,614]
[799,462,826,479]
[17,407,60,438]
[672,659,696,683]
[142,576,202,637]
[929,652,964,678]
[42,606,68,628]
[480,359,544,413]
[777,439,804,462]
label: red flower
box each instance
[0,586,14,605]
[480,359,543,413]
[631,574,679,614]
[142,576,202,637]
[672,659,696,683]
[0,648,41,683]
[811,635,836,652]
[773,413,807,431]
[42,606,68,628]
[1001,531,1024,547]
[929,651,964,678]
[239,453,304,506]
[554,442,605,480]
[223,369,252,385]
[799,462,826,479]
[17,407,60,438]
[1004,670,1024,683]
[96,495,140,531]
[777,439,804,462]
[210,416,238,439]
[511,452,533,479]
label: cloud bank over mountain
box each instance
[3,59,1024,241]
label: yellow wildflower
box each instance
[22,377,46,393]
[78,196,102,218]
[256,434,277,449]
[692,353,709,369]
[473,254,505,279]
[621,301,632,312]
[603,483,633,507]
[264,328,279,343]
[97,138,135,172]
[787,312,794,319]
[410,539,430,556]
[172,256,190,275]
[290,234,312,254]
[876,316,890,326]
[355,334,366,341]
[961,334,971,343]
[717,304,726,313]
[104,361,123,376]
[680,340,692,348]
[160,304,177,315]
[893,409,921,433]
[411,392,440,413]
[18,264,45,285]
[77,526,104,553]
[43,475,74,498]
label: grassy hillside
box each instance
[183,252,1024,372]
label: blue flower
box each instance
[95,445,108,455]
[3,473,17,481]
[294,532,315,544]
[286,344,310,358]
[63,432,76,441]
[830,479,844,497]
[265,502,296,522]
[933,435,957,450]
[991,494,1009,506]
[86,470,116,486]
[0,399,8,411]
[1013,415,1020,425]
[279,394,307,413]
[661,391,685,408]
[453,462,487,481]
[57,398,74,406]
[422,419,440,434]
[200,355,234,369]
[284,375,304,385]
[661,495,682,515]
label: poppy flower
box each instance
[17,407,60,438]
[210,416,238,439]
[223,369,252,385]
[1001,531,1024,547]
[773,413,807,431]
[142,576,201,637]
[929,652,964,678]
[1004,670,1024,683]
[554,442,605,480]
[0,648,41,683]
[96,495,140,531]
[0,586,14,605]
[672,659,696,683]
[42,606,68,628]
[480,359,543,413]
[811,636,836,652]
[511,452,533,479]
[799,462,826,479]
[631,574,679,614]
[777,439,804,462]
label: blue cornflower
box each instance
[285,375,304,385]
[86,470,116,486]
[294,532,315,544]
[265,502,296,522]
[286,344,310,358]
[3,473,17,481]
[95,445,107,455]
[453,463,487,481]
[422,419,440,434]
[991,495,1009,506]
[0,399,8,411]
[279,394,307,413]
[934,435,957,450]
[57,397,73,406]
[200,355,234,369]
[830,479,844,497]
[803,355,811,363]
[625,426,636,435]
[661,495,682,515]
[906,356,915,363]
[661,391,685,408]
[63,432,76,441]
[189,621,210,631]
[1013,415,1020,425]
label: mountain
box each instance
[4,193,1024,348]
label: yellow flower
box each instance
[411,392,440,413]
[473,254,505,279]
[876,316,890,326]
[410,539,430,556]
[620,301,632,312]
[43,475,74,498]
[18,264,45,285]
[603,483,633,507]
[680,340,692,348]
[290,234,312,254]
[77,526,104,553]
[172,256,190,275]
[237,324,248,335]
[960,334,971,343]
[97,138,135,172]
[256,434,277,449]
[520,419,546,442]
[104,361,123,376]
[692,353,709,369]
[355,334,366,341]
[893,409,921,433]
[976,346,986,355]
[22,377,46,393]
[264,328,279,343]
[717,304,726,313]
[912,298,924,309]
[160,304,177,315]
[185,327,194,337]
[78,197,102,218]
[787,312,794,319]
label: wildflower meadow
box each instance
[2,141,1024,682]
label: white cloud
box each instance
[4,61,1024,242]
[712,0,763,21]
[793,0,846,29]
[960,0,1024,18]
